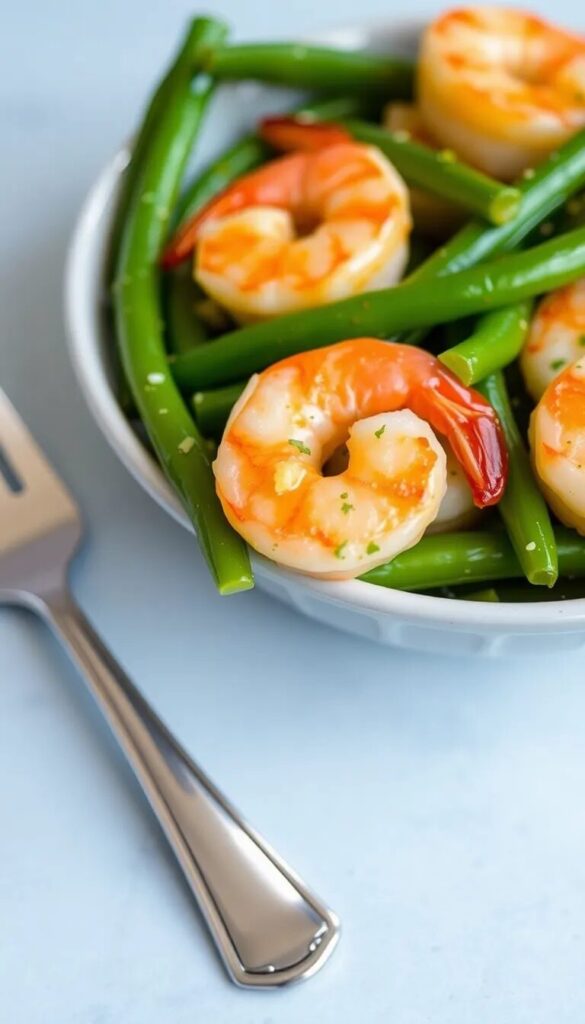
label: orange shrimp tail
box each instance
[259,115,352,153]
[161,152,308,269]
[411,364,508,508]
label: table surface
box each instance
[2,1,585,1021]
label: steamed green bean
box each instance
[439,302,532,386]
[477,371,558,587]
[361,529,585,591]
[193,381,245,436]
[164,264,208,354]
[202,41,414,98]
[344,120,520,225]
[113,17,254,595]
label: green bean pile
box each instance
[111,13,585,601]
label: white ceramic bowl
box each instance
[65,18,585,657]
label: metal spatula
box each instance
[0,388,339,987]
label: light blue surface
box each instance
[2,1,585,1021]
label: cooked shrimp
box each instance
[162,141,411,322]
[530,358,585,535]
[427,443,479,533]
[418,7,585,180]
[383,102,466,238]
[323,433,478,534]
[521,278,585,401]
[213,339,507,579]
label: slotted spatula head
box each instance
[0,389,82,604]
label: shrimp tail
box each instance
[161,151,308,268]
[161,213,209,269]
[259,115,352,153]
[412,365,508,508]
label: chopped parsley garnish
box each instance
[550,358,566,371]
[334,541,348,559]
[374,424,386,439]
[341,502,354,515]
[579,336,585,347]
[340,491,348,499]
[366,541,380,555]
[288,438,311,455]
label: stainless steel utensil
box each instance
[0,388,339,987]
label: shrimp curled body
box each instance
[162,144,411,323]
[213,339,507,579]
[418,7,585,180]
[531,358,585,536]
[521,277,585,401]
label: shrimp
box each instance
[162,139,411,323]
[213,339,507,579]
[383,102,466,238]
[418,7,585,180]
[530,358,585,535]
[427,444,479,534]
[521,278,585,401]
[323,434,479,533]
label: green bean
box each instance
[343,120,520,225]
[171,226,585,390]
[192,381,245,436]
[202,42,414,98]
[477,371,558,587]
[108,51,183,280]
[110,353,136,418]
[107,36,192,405]
[439,301,532,386]
[409,129,585,282]
[114,17,254,595]
[164,264,208,354]
[296,94,384,122]
[523,190,585,247]
[361,529,585,591]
